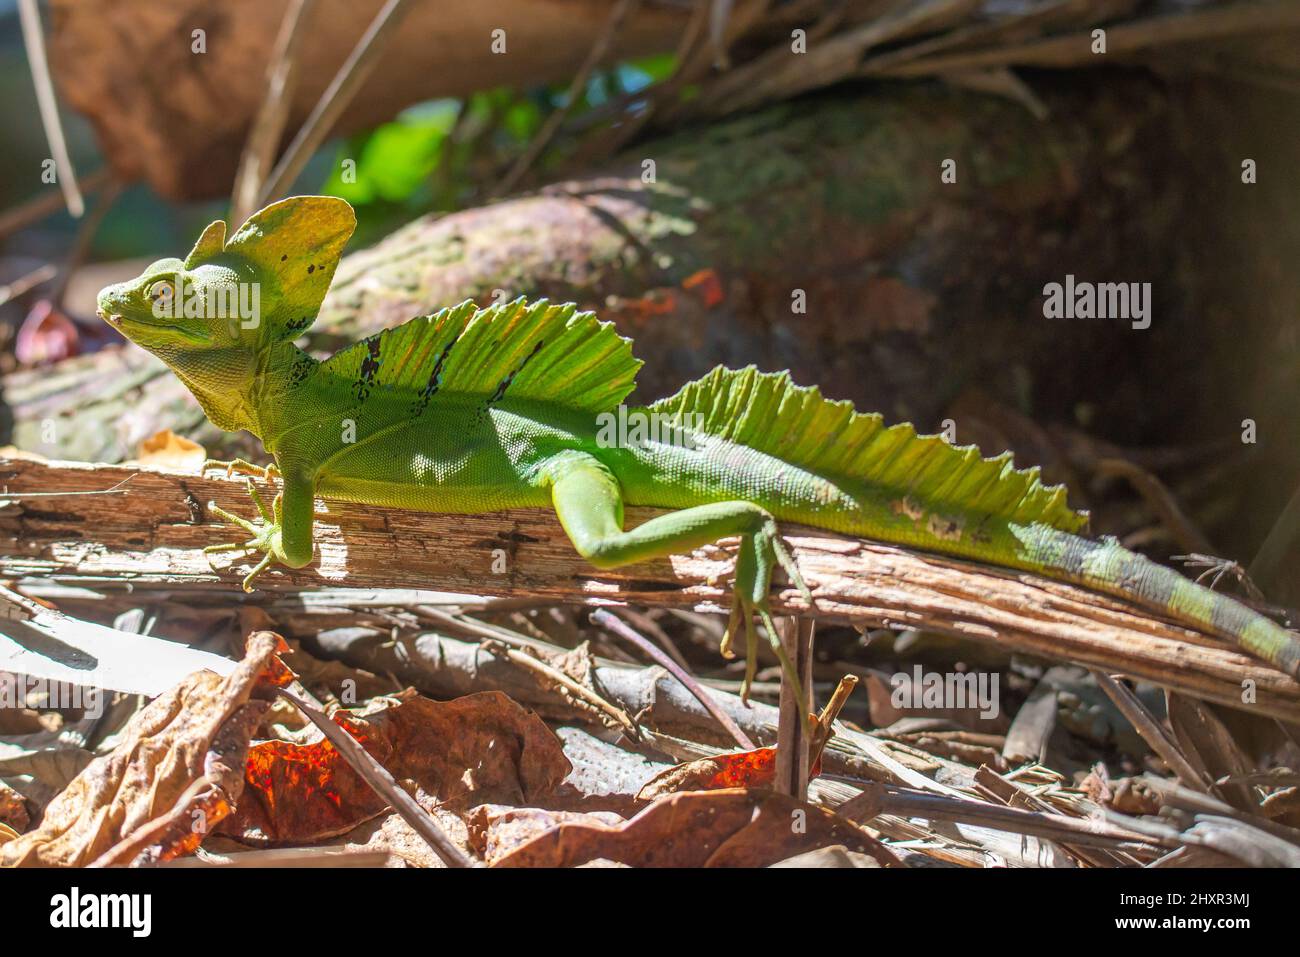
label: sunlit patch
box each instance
[410,453,437,481]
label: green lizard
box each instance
[97,196,1300,712]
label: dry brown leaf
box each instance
[466,804,624,863]
[637,748,779,801]
[1166,692,1256,811]
[0,631,291,867]
[221,690,571,846]
[133,428,207,471]
[492,788,900,868]
[770,844,885,868]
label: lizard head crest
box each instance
[96,195,355,430]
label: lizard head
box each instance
[97,196,356,429]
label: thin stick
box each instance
[491,0,640,198]
[17,0,83,217]
[774,617,814,800]
[0,263,57,307]
[600,0,710,152]
[0,474,134,499]
[591,607,755,750]
[809,673,858,769]
[1094,458,1215,556]
[259,0,413,205]
[0,169,111,242]
[869,1,1300,78]
[841,785,1180,853]
[232,0,317,225]
[274,687,471,868]
[614,606,694,672]
[1249,480,1300,587]
[1090,669,1213,793]
[53,178,123,309]
[478,636,642,741]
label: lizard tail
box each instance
[1015,524,1300,679]
[643,365,1300,678]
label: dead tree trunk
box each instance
[4,456,1298,722]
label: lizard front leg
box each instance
[204,469,315,591]
[201,457,281,482]
[544,452,813,729]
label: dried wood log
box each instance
[3,455,1297,722]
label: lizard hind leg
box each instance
[546,453,813,731]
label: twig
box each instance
[774,617,814,800]
[0,474,134,499]
[52,178,124,310]
[273,686,471,868]
[1250,480,1300,589]
[869,1,1300,77]
[810,673,857,769]
[1094,457,1215,556]
[0,168,111,243]
[591,607,754,750]
[612,606,693,672]
[232,0,317,225]
[259,0,414,205]
[840,784,1179,853]
[601,0,712,151]
[160,846,392,868]
[1091,669,1213,793]
[708,0,736,68]
[1135,773,1300,848]
[0,264,57,308]
[491,0,640,199]
[17,0,83,217]
[478,636,642,741]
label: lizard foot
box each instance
[201,457,282,482]
[717,513,814,732]
[203,479,286,592]
[1176,552,1265,602]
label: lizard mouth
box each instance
[98,309,213,344]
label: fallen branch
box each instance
[3,456,1298,721]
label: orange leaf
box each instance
[223,691,570,845]
[135,428,207,471]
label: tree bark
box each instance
[4,455,1298,722]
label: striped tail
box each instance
[648,365,1300,678]
[1014,524,1300,678]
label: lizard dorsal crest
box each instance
[184,220,227,268]
[650,366,1089,533]
[319,298,641,413]
[220,196,356,341]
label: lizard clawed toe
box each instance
[201,457,282,482]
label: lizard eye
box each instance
[147,279,175,304]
